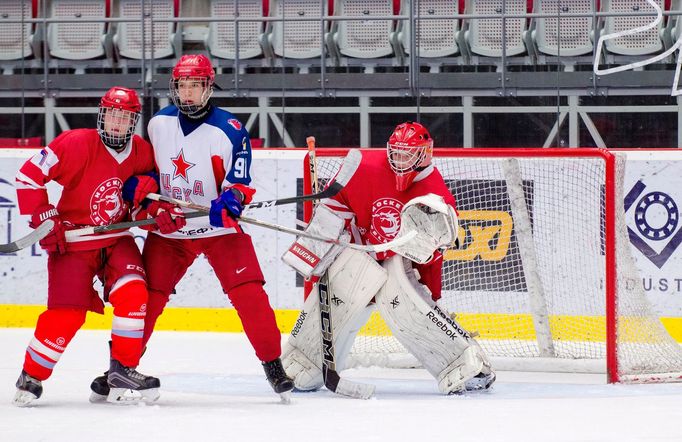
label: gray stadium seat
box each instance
[0,0,41,74]
[529,0,594,57]
[47,0,111,71]
[113,0,181,63]
[457,0,530,65]
[262,0,328,60]
[392,0,460,61]
[205,0,264,64]
[329,0,396,60]
[601,0,664,57]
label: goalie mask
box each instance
[387,122,434,191]
[170,54,215,117]
[97,87,141,151]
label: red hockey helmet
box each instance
[170,54,215,115]
[97,87,141,150]
[387,121,434,191]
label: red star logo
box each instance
[171,150,195,182]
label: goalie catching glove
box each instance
[392,193,459,264]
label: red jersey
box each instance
[322,149,457,299]
[15,129,156,251]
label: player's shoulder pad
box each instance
[153,105,180,118]
[50,128,96,151]
[205,107,249,144]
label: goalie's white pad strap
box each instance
[282,204,348,278]
[392,193,458,264]
[281,248,386,391]
[375,255,487,394]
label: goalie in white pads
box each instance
[282,122,495,395]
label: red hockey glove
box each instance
[30,204,67,254]
[147,201,186,234]
[122,173,159,207]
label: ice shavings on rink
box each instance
[1,328,682,442]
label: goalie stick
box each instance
[245,147,360,210]
[318,271,376,399]
[307,137,375,399]
[146,193,417,254]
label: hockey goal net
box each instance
[303,147,682,383]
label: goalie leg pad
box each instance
[376,255,491,394]
[282,248,387,391]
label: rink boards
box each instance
[2,148,682,340]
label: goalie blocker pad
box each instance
[375,255,494,394]
[282,204,349,278]
[392,193,459,265]
[281,248,387,391]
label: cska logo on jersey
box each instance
[171,149,196,183]
[90,178,126,225]
[370,198,403,242]
[228,119,242,130]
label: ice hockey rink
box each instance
[0,328,680,442]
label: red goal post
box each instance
[303,147,682,384]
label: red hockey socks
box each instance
[228,282,282,362]
[23,308,86,381]
[108,280,148,367]
[141,289,170,348]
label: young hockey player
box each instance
[12,87,184,406]
[89,55,294,402]
[281,122,496,395]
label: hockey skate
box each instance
[106,359,160,404]
[262,358,294,404]
[464,371,496,392]
[89,371,109,403]
[13,370,43,407]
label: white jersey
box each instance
[147,105,254,239]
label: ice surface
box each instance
[1,328,682,442]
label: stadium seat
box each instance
[0,0,41,74]
[457,0,531,66]
[525,0,594,69]
[600,0,664,57]
[205,0,265,66]
[47,0,113,72]
[113,0,181,66]
[664,0,682,49]
[0,137,42,148]
[327,0,398,70]
[261,0,331,72]
[391,0,461,72]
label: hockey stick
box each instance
[145,193,417,253]
[307,138,375,399]
[1,211,208,252]
[0,219,55,253]
[318,272,376,399]
[64,211,207,240]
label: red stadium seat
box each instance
[0,137,42,148]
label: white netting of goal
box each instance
[307,149,682,383]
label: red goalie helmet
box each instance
[97,87,141,150]
[387,121,434,191]
[170,54,215,115]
